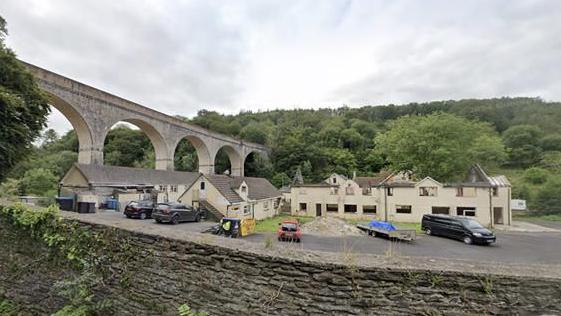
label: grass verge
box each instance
[255,215,314,232]
[514,213,561,222]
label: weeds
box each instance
[480,275,494,296]
[264,234,274,249]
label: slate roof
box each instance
[205,175,281,204]
[68,163,200,187]
[354,172,392,188]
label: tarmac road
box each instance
[72,210,561,265]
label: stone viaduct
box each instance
[22,61,269,176]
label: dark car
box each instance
[421,214,496,245]
[152,202,203,224]
[124,200,154,220]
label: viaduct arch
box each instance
[23,61,269,176]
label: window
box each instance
[396,205,412,214]
[241,186,247,193]
[330,187,339,195]
[362,187,372,195]
[431,207,450,215]
[363,205,377,214]
[344,204,357,213]
[243,205,250,215]
[264,201,269,210]
[492,187,499,197]
[326,204,338,212]
[273,198,280,209]
[345,185,355,195]
[170,185,178,193]
[386,187,393,196]
[332,177,337,184]
[457,207,476,217]
[200,182,205,190]
[299,203,307,212]
[457,187,476,197]
[419,187,437,196]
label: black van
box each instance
[421,214,496,245]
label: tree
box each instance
[534,178,561,215]
[0,16,50,181]
[541,134,561,151]
[524,167,548,185]
[502,125,543,167]
[374,113,505,181]
[19,168,58,197]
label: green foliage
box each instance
[534,178,561,215]
[0,297,19,316]
[374,113,505,181]
[103,125,154,167]
[19,168,58,197]
[0,178,20,198]
[0,16,50,181]
[177,303,208,316]
[0,203,142,314]
[541,134,561,151]
[503,125,544,167]
[524,167,548,184]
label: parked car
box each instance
[421,214,496,245]
[277,219,302,242]
[124,200,154,220]
[152,202,202,224]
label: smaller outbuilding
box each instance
[60,163,200,211]
[179,174,282,220]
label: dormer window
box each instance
[332,177,337,184]
[200,182,205,190]
[241,185,247,193]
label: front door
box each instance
[316,204,322,216]
[493,207,504,225]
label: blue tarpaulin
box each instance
[368,220,396,231]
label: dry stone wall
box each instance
[1,217,561,315]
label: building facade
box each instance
[179,175,281,220]
[289,165,511,227]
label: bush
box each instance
[512,183,532,201]
[523,167,549,184]
[534,178,561,215]
[19,168,58,197]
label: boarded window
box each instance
[363,205,377,214]
[396,205,412,214]
[456,187,463,197]
[362,187,372,195]
[432,206,450,215]
[344,204,357,213]
[345,185,355,195]
[419,187,437,196]
[299,203,307,212]
[492,187,499,196]
[457,207,476,217]
[326,204,338,212]
[330,187,338,195]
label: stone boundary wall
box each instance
[1,217,561,315]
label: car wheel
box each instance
[171,216,179,225]
[195,215,201,222]
[463,236,472,245]
[296,238,301,243]
[140,212,147,220]
[278,237,282,241]
[125,214,131,219]
[425,228,432,235]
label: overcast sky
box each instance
[3,0,561,135]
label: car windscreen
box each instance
[281,223,297,231]
[138,201,152,207]
[128,201,139,207]
[461,219,484,229]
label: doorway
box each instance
[493,207,504,224]
[316,203,322,217]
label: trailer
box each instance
[357,222,416,242]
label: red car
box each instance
[277,219,302,242]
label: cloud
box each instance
[2,0,561,135]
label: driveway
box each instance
[68,210,561,265]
